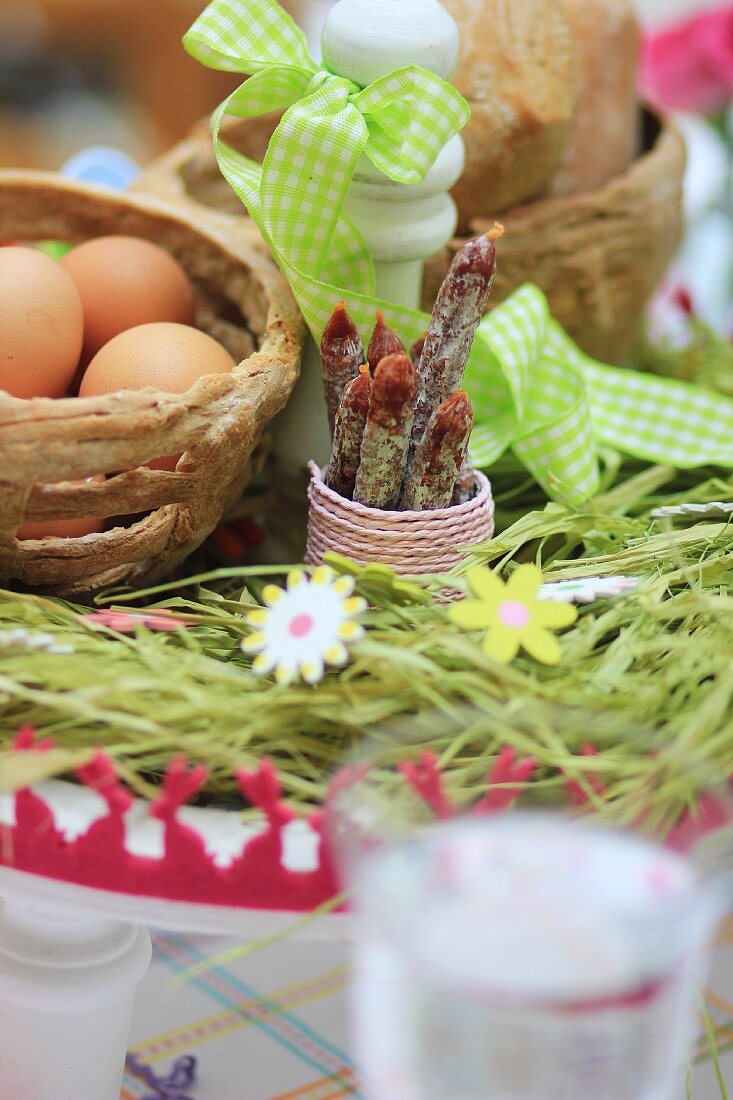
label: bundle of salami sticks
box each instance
[321,226,503,512]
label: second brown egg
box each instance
[79,322,236,471]
[61,236,197,361]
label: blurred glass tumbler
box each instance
[341,813,723,1100]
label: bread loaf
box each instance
[550,0,641,197]
[423,113,685,365]
[443,0,578,232]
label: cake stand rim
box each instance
[1,775,347,933]
[0,862,352,939]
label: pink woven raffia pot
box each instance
[306,462,495,574]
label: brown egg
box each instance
[0,247,84,399]
[80,322,236,396]
[79,322,236,471]
[17,476,105,540]
[61,236,196,359]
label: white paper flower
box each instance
[242,567,367,684]
[539,577,638,605]
[0,628,74,654]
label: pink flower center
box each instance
[498,600,530,629]
[648,867,674,896]
[289,613,315,639]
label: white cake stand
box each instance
[0,778,349,1100]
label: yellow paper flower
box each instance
[242,566,367,685]
[449,564,577,666]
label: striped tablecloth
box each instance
[124,931,360,1100]
[124,930,733,1100]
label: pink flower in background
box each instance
[641,4,733,114]
[647,279,697,346]
[81,609,190,633]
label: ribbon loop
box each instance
[224,67,312,117]
[354,67,469,183]
[185,0,314,74]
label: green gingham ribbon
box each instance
[185,0,733,507]
[184,0,469,305]
[467,288,733,502]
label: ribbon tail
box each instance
[259,88,370,283]
[211,93,375,329]
[470,282,733,504]
[222,69,312,119]
[463,288,597,506]
[212,101,268,229]
[580,341,733,469]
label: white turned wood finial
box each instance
[322,0,465,310]
[322,0,459,85]
[273,0,466,475]
[279,0,335,59]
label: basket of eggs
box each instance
[0,171,303,597]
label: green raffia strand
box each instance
[183,0,733,506]
[696,1001,731,1098]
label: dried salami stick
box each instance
[410,333,426,369]
[401,391,474,511]
[320,301,365,434]
[367,311,405,373]
[325,366,373,500]
[409,225,503,459]
[353,353,417,510]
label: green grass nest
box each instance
[2,324,733,833]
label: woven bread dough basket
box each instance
[139,109,684,365]
[132,113,282,227]
[422,111,686,364]
[0,171,304,598]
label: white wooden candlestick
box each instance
[273,0,465,476]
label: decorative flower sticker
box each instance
[450,564,577,666]
[539,576,638,605]
[243,566,367,684]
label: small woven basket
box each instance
[305,463,495,574]
[0,170,304,597]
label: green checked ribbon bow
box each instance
[186,0,733,507]
[184,0,469,302]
